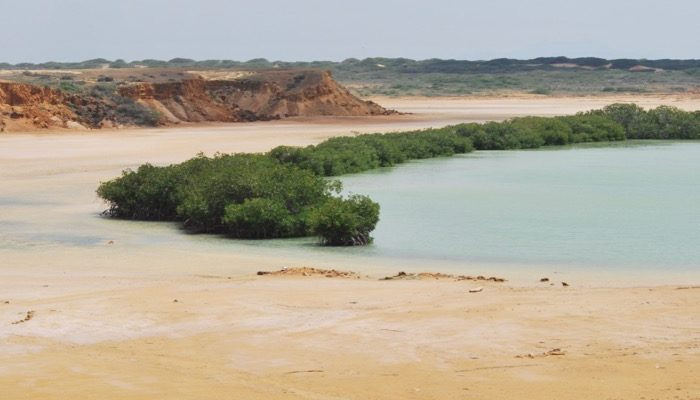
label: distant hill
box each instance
[2,57,700,97]
[2,57,700,73]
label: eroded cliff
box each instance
[117,70,392,123]
[0,69,393,132]
[0,82,78,131]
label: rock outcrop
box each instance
[0,82,78,131]
[117,70,392,123]
[0,69,393,132]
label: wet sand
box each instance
[1,95,699,398]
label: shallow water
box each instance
[337,142,700,272]
[2,140,699,284]
[172,141,700,280]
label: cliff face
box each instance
[0,69,393,132]
[0,82,78,131]
[0,81,64,105]
[117,70,392,124]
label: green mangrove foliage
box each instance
[455,114,625,150]
[593,104,700,139]
[269,128,473,176]
[451,104,700,150]
[97,126,474,245]
[97,153,375,244]
[309,195,380,246]
[97,104,700,246]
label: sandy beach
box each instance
[1,273,698,399]
[2,95,699,399]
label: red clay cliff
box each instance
[0,69,393,132]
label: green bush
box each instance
[222,198,295,239]
[598,104,700,139]
[557,114,625,142]
[172,154,335,234]
[309,195,380,246]
[455,113,626,149]
[96,163,182,220]
[456,121,544,149]
[511,117,572,145]
[58,81,80,93]
[98,153,352,243]
[269,127,473,176]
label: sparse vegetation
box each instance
[113,98,161,126]
[58,80,81,93]
[62,84,162,128]
[3,57,700,95]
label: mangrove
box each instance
[97,104,700,246]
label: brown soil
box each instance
[0,69,394,132]
[0,82,77,131]
[119,70,393,123]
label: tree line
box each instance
[97,104,700,246]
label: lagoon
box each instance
[2,140,699,284]
[339,141,700,272]
[190,141,700,281]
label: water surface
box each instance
[337,141,700,274]
[2,141,699,283]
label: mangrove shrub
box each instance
[98,104,700,246]
[309,195,380,246]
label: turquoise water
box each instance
[332,141,700,272]
[206,141,700,279]
[2,141,699,281]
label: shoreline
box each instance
[3,237,698,288]
[2,97,699,289]
[1,95,699,398]
[2,93,700,136]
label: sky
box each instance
[1,0,699,63]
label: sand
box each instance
[1,95,699,399]
[1,275,698,399]
[374,93,700,119]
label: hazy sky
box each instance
[2,0,698,63]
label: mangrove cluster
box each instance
[97,154,380,245]
[97,104,700,245]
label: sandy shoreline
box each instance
[1,273,698,399]
[2,95,699,398]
